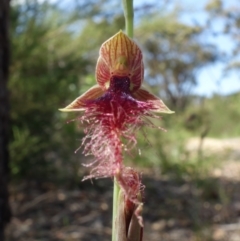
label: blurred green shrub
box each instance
[9,1,240,184]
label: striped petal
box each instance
[59,85,104,112]
[96,30,144,92]
[95,57,111,90]
[132,87,174,114]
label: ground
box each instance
[5,138,240,241]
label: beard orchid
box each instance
[60,31,173,231]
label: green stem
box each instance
[122,0,134,38]
[112,1,134,240]
[112,176,120,241]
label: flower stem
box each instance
[122,0,134,38]
[112,176,120,241]
[111,1,134,240]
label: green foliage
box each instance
[203,92,240,137]
[127,91,240,180]
[9,1,125,181]
[10,2,90,180]
[9,0,240,184]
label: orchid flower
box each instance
[60,30,173,240]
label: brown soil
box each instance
[5,160,240,241]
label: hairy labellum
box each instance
[59,30,174,215]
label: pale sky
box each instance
[134,0,240,97]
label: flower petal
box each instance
[132,87,174,114]
[95,57,111,90]
[59,85,105,112]
[96,30,144,92]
